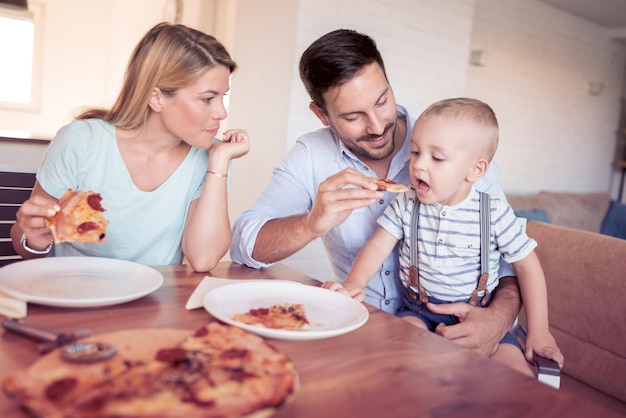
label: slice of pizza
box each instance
[233,303,310,330]
[367,177,409,193]
[45,189,109,243]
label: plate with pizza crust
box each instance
[203,281,369,340]
[0,257,163,308]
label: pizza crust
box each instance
[232,303,310,330]
[2,323,298,418]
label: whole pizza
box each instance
[2,322,297,417]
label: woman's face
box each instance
[158,65,231,148]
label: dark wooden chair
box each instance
[0,171,36,267]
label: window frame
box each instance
[0,1,44,112]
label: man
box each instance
[231,29,521,355]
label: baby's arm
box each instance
[514,251,564,368]
[321,226,398,301]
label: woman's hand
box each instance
[211,129,250,161]
[13,194,59,251]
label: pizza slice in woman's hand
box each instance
[45,189,109,243]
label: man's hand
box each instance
[427,277,522,356]
[427,302,504,356]
[304,168,383,238]
[251,168,383,264]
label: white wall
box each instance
[467,0,626,194]
[0,0,625,277]
[0,0,217,169]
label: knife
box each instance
[2,318,91,354]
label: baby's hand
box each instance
[525,330,564,369]
[321,280,365,302]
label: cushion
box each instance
[600,200,626,239]
[507,191,611,233]
[527,222,626,402]
[514,208,550,223]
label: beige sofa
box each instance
[506,192,625,414]
[507,191,612,233]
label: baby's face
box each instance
[409,117,484,206]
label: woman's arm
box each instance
[183,130,249,272]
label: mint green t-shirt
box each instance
[37,119,208,265]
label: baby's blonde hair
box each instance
[417,97,499,160]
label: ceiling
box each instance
[537,0,626,38]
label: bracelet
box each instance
[207,170,228,178]
[20,233,53,255]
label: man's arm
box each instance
[428,276,521,356]
[231,137,383,268]
[252,169,382,263]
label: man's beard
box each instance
[340,122,396,161]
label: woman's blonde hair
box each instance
[77,22,237,129]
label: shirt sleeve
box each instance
[37,121,94,198]
[492,198,538,264]
[377,194,409,241]
[230,141,316,268]
[475,164,518,278]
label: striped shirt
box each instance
[378,188,536,301]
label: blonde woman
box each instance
[11,22,249,271]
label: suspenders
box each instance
[407,192,491,307]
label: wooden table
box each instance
[0,262,620,417]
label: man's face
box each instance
[313,62,399,164]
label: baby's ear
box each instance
[467,158,489,183]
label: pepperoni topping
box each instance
[77,222,99,233]
[249,308,270,316]
[220,348,249,359]
[156,348,189,364]
[46,377,78,400]
[87,193,105,212]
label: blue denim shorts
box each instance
[397,292,521,350]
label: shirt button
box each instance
[384,300,390,305]
[438,239,443,243]
[384,270,390,276]
[379,199,385,204]
[442,211,447,216]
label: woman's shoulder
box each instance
[55,119,115,143]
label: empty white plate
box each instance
[0,257,163,308]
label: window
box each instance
[0,1,42,110]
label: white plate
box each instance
[0,257,163,308]
[203,281,369,340]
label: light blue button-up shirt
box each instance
[231,105,511,314]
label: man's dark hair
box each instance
[299,29,387,114]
